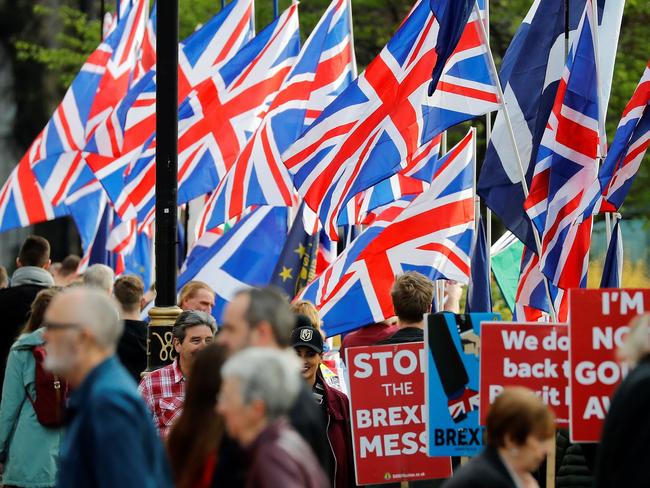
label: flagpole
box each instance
[273,0,278,19]
[346,0,358,78]
[564,0,570,60]
[100,0,105,39]
[472,0,557,322]
[484,0,492,284]
[588,0,615,247]
[148,0,182,372]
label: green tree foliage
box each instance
[15,5,101,88]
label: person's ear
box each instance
[140,296,147,311]
[15,257,21,268]
[253,321,276,347]
[43,259,51,270]
[250,398,266,421]
[173,337,182,354]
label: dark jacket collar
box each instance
[483,445,518,488]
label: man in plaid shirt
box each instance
[139,310,216,436]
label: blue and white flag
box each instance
[178,207,288,322]
[600,220,623,289]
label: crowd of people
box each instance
[0,235,646,487]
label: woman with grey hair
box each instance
[218,348,328,488]
[595,313,650,487]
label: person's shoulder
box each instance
[443,450,513,488]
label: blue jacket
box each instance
[0,329,62,487]
[57,356,172,488]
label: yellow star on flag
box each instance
[294,243,306,259]
[279,267,293,282]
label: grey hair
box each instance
[172,310,217,343]
[619,314,650,366]
[221,348,301,421]
[68,287,123,351]
[234,287,294,347]
[83,264,115,293]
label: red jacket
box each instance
[319,371,357,488]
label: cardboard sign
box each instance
[424,313,498,457]
[346,343,452,485]
[479,322,569,426]
[569,289,650,442]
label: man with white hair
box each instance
[43,287,172,487]
[218,348,328,488]
[82,264,115,295]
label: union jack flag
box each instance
[195,0,354,233]
[28,0,147,161]
[514,247,552,322]
[339,133,441,226]
[109,3,298,224]
[20,0,151,235]
[84,0,255,216]
[133,2,156,81]
[299,129,475,335]
[282,1,498,240]
[596,60,650,212]
[524,1,599,291]
[0,150,67,232]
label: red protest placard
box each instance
[569,289,650,442]
[479,322,569,426]
[346,343,452,485]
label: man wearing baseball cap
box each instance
[292,326,356,488]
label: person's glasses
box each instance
[43,321,81,331]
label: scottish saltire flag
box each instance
[299,129,475,335]
[466,215,492,313]
[195,0,353,231]
[478,0,623,249]
[178,207,288,321]
[283,0,497,240]
[270,204,319,298]
[596,61,650,212]
[121,4,300,225]
[600,219,623,288]
[524,2,598,291]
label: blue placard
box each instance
[425,312,499,457]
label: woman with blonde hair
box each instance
[443,387,555,488]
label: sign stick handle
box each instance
[546,438,556,488]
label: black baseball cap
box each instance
[291,326,324,354]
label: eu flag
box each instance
[270,203,319,299]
